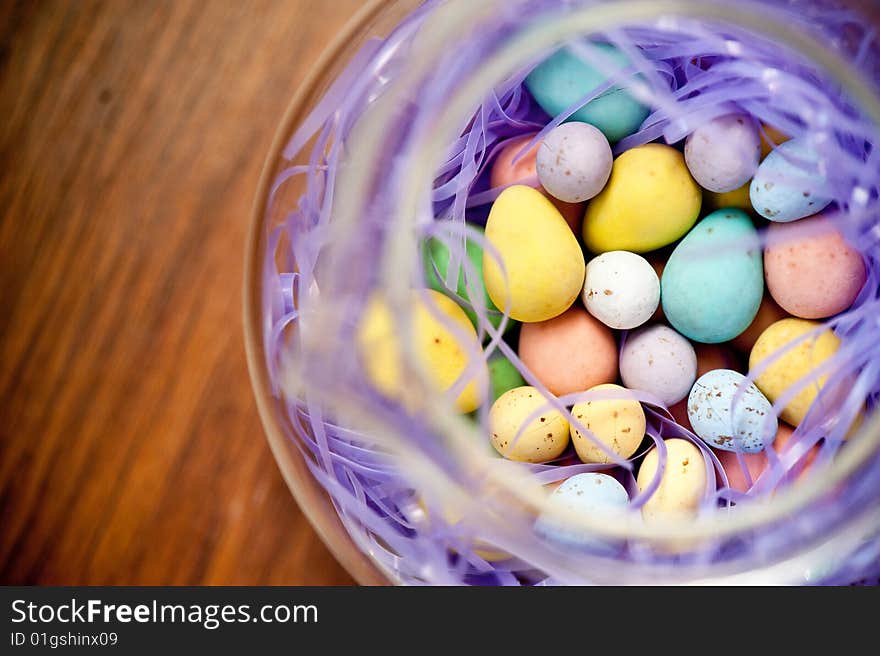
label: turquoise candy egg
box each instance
[535,473,629,551]
[661,209,763,343]
[687,369,778,453]
[750,138,833,222]
[525,44,650,143]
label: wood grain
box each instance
[0,0,360,584]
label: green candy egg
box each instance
[525,44,650,143]
[423,228,513,333]
[488,351,527,403]
[661,209,764,344]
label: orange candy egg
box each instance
[716,423,818,493]
[731,294,789,354]
[490,135,585,233]
[518,305,618,396]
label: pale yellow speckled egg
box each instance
[749,318,841,427]
[489,386,570,463]
[571,384,646,464]
[637,438,707,522]
[483,185,585,323]
[356,289,486,413]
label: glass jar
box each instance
[245,0,880,585]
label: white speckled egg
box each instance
[584,251,660,330]
[685,114,761,193]
[620,325,697,406]
[687,369,778,453]
[750,138,833,222]
[536,122,613,203]
[535,473,629,549]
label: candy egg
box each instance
[487,351,526,403]
[764,215,866,319]
[536,122,613,202]
[484,185,585,322]
[668,344,740,429]
[489,134,585,232]
[518,305,618,396]
[685,114,761,193]
[731,294,789,354]
[619,324,697,406]
[648,257,667,322]
[583,251,660,330]
[583,144,702,253]
[357,290,487,412]
[571,384,646,464]
[716,423,819,493]
[687,369,778,453]
[694,343,740,375]
[414,497,509,561]
[424,227,511,332]
[749,318,841,426]
[489,386,570,463]
[750,138,833,222]
[704,182,753,214]
[637,438,707,521]
[536,473,629,549]
[525,44,650,143]
[760,124,790,159]
[662,209,764,343]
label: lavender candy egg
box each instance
[687,369,778,453]
[750,138,833,222]
[537,122,613,203]
[620,324,697,406]
[535,473,629,551]
[685,114,761,193]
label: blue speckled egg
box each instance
[662,209,763,343]
[687,369,778,453]
[535,473,629,550]
[750,138,833,222]
[525,45,650,143]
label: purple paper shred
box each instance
[257,0,880,585]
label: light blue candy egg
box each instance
[662,209,763,343]
[535,473,629,551]
[525,45,650,143]
[750,138,833,222]
[687,369,778,453]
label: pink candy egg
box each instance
[716,423,819,493]
[490,135,585,233]
[764,215,866,319]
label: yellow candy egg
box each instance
[583,144,702,253]
[571,384,646,464]
[749,318,841,427]
[704,181,753,213]
[414,497,510,562]
[483,185,585,323]
[356,289,486,413]
[637,438,706,522]
[489,386,570,463]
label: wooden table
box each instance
[0,0,360,585]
